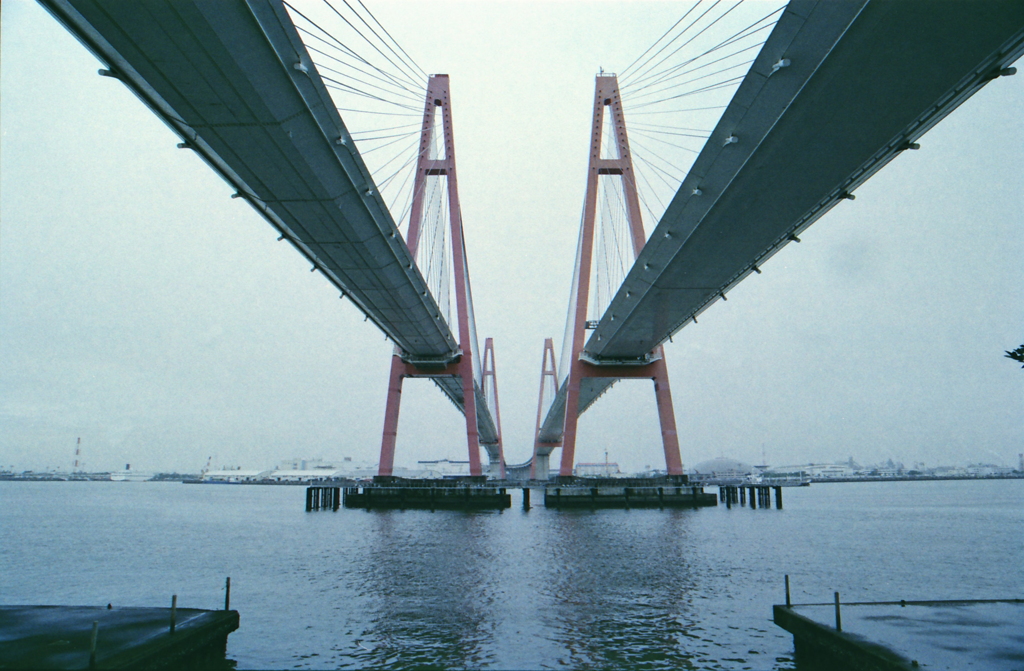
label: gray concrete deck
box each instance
[0,605,238,669]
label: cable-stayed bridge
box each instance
[37,0,1023,481]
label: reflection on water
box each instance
[541,511,702,669]
[2,480,1021,669]
[351,511,501,669]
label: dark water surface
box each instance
[2,479,1021,669]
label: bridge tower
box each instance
[552,73,683,479]
[377,75,501,479]
[481,337,506,479]
[531,338,559,479]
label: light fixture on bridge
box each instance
[723,135,739,146]
[293,62,309,74]
[277,234,286,241]
[176,142,191,150]
[720,292,727,301]
[985,66,1017,81]
[789,234,801,242]
[664,231,673,239]
[230,192,243,199]
[365,189,375,196]
[840,191,856,200]
[311,265,318,273]
[692,188,703,196]
[771,58,791,74]
[336,137,348,146]
[644,263,651,270]
[752,265,762,274]
[97,68,119,79]
[899,141,921,151]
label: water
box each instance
[2,480,1021,669]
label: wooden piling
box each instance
[785,574,791,607]
[750,487,757,509]
[834,591,842,631]
[224,577,230,611]
[89,620,98,668]
[775,485,783,509]
[305,487,313,511]
[169,595,176,634]
[523,487,531,510]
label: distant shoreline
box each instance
[1,473,1022,484]
[805,474,1024,484]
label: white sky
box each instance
[1,0,1022,473]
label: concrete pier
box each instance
[774,598,1024,671]
[0,605,238,670]
[342,478,511,510]
[544,479,716,509]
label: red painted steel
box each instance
[482,337,506,479]
[531,338,560,479]
[557,75,684,477]
[377,75,485,478]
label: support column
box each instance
[651,352,682,475]
[378,354,405,477]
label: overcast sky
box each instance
[2,0,1021,474]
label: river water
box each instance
[1,479,1021,669]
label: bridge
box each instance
[38,0,1024,481]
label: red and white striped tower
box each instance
[557,74,684,479]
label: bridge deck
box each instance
[587,0,1024,360]
[537,0,1024,445]
[41,0,502,449]
[41,0,458,360]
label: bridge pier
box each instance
[544,478,714,509]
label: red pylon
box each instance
[481,337,506,479]
[531,338,560,479]
[378,75,486,479]
[556,74,683,479]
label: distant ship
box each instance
[109,464,153,482]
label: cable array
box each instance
[619,0,786,227]
[284,0,430,237]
